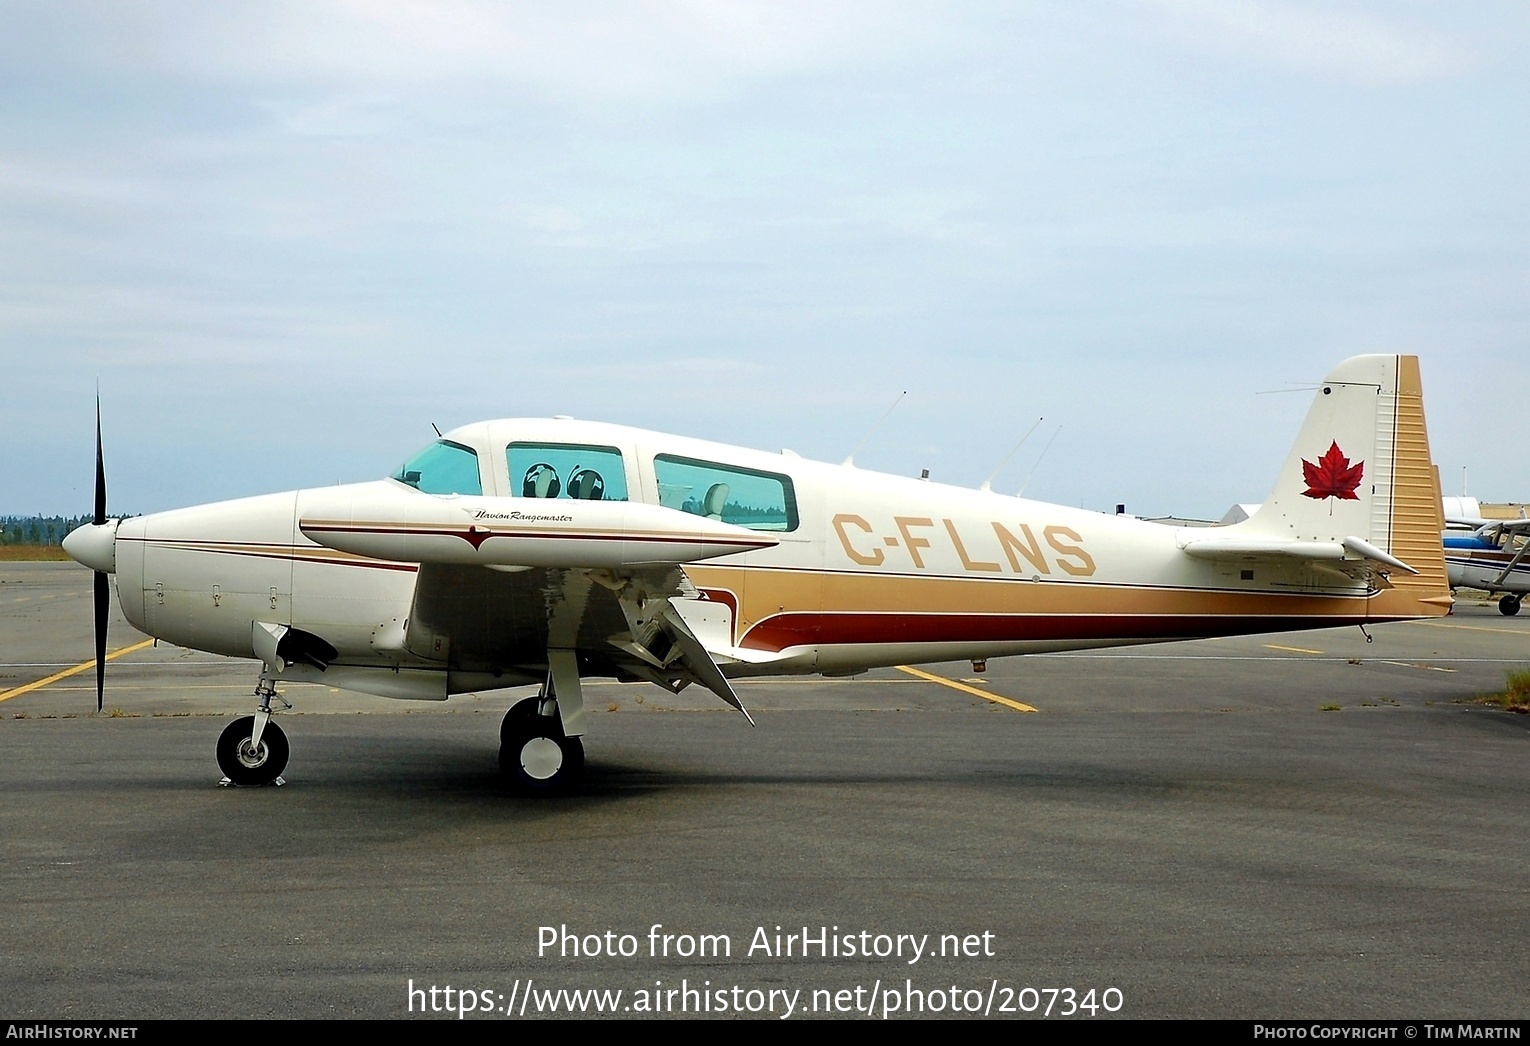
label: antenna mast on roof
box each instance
[979,417,1043,493]
[842,391,906,468]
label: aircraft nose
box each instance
[62,520,118,574]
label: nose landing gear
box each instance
[217,674,289,786]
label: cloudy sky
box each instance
[3,1,1525,519]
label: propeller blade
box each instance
[93,395,108,711]
[94,397,106,527]
[94,569,108,712]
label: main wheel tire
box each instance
[1500,595,1521,617]
[216,715,289,786]
[500,697,554,747]
[500,728,584,794]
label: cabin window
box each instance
[391,440,483,496]
[653,454,798,532]
[508,442,629,501]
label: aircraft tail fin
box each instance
[1240,354,1450,615]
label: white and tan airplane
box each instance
[63,354,1449,791]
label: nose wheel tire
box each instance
[1500,594,1521,617]
[501,726,584,794]
[216,715,289,786]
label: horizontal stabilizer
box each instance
[1182,534,1418,577]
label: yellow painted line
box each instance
[1264,644,1325,655]
[0,639,155,704]
[1416,621,1527,636]
[895,665,1037,712]
[43,684,256,693]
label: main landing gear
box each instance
[500,651,587,794]
[216,674,289,786]
[1500,594,1521,617]
[500,697,584,793]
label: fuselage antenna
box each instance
[1017,425,1063,498]
[842,391,906,467]
[979,417,1043,493]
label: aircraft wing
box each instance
[1180,534,1417,586]
[1449,517,1530,535]
[298,485,782,720]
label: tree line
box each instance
[0,515,94,546]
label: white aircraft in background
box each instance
[63,355,1449,792]
[1442,497,1530,616]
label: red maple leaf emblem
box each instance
[1301,441,1364,500]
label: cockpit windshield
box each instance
[390,440,482,496]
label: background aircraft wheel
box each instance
[216,716,289,786]
[1500,595,1521,617]
[500,697,558,747]
[500,728,583,794]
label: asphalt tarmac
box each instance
[2,562,1528,1020]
